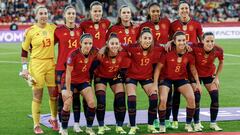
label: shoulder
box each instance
[24,26,35,36]
[80,19,92,26]
[70,49,80,58]
[214,45,223,53]
[161,17,171,24]
[101,18,111,24]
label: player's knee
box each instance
[87,100,95,108]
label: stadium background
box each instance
[0,0,240,134]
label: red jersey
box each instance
[160,50,195,80]
[80,18,110,49]
[170,18,203,44]
[94,52,125,78]
[140,17,171,44]
[66,49,96,83]
[124,44,164,80]
[192,43,224,77]
[55,25,82,71]
[107,24,139,45]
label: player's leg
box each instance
[171,87,181,129]
[94,77,107,134]
[191,80,202,132]
[110,79,127,134]
[72,88,82,133]
[204,77,222,131]
[158,80,171,133]
[46,61,59,131]
[165,87,173,129]
[141,80,159,134]
[125,78,138,135]
[178,81,195,132]
[80,84,96,135]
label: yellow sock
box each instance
[49,97,57,119]
[32,99,41,126]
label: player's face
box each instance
[140,32,153,49]
[108,37,120,53]
[178,3,190,19]
[203,35,215,52]
[64,8,76,24]
[81,38,93,54]
[175,35,187,50]
[90,5,103,22]
[120,7,131,22]
[149,5,160,22]
[36,8,48,24]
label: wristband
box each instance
[22,63,28,70]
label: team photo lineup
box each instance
[18,1,226,135]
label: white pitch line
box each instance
[0,52,18,55]
[0,61,21,64]
[224,53,240,58]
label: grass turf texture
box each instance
[0,39,240,134]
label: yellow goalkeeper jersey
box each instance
[22,23,56,59]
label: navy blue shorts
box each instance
[125,78,153,86]
[94,77,122,86]
[190,76,214,84]
[70,82,91,92]
[160,79,189,89]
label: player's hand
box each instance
[150,83,158,94]
[185,44,192,52]
[21,69,29,80]
[164,40,173,52]
[62,90,73,102]
[195,82,202,94]
[212,77,220,89]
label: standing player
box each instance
[107,5,139,45]
[169,1,203,129]
[139,2,171,129]
[54,5,83,133]
[80,1,111,132]
[191,32,223,131]
[153,31,201,133]
[80,1,111,49]
[123,28,163,135]
[140,2,170,45]
[61,33,97,135]
[20,6,58,134]
[94,33,127,134]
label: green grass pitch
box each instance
[0,39,240,134]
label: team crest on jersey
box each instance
[161,24,166,29]
[102,23,106,29]
[189,25,194,31]
[42,31,48,36]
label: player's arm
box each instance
[189,57,202,93]
[65,65,73,92]
[212,56,224,88]
[21,28,31,78]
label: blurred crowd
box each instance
[132,0,240,23]
[0,0,239,24]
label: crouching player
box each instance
[94,33,127,134]
[153,31,202,133]
[191,32,223,131]
[61,33,97,135]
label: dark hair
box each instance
[116,5,132,25]
[139,27,154,51]
[173,31,185,40]
[90,1,102,10]
[178,1,190,10]
[80,33,93,43]
[104,33,119,56]
[203,32,214,40]
[147,2,161,20]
